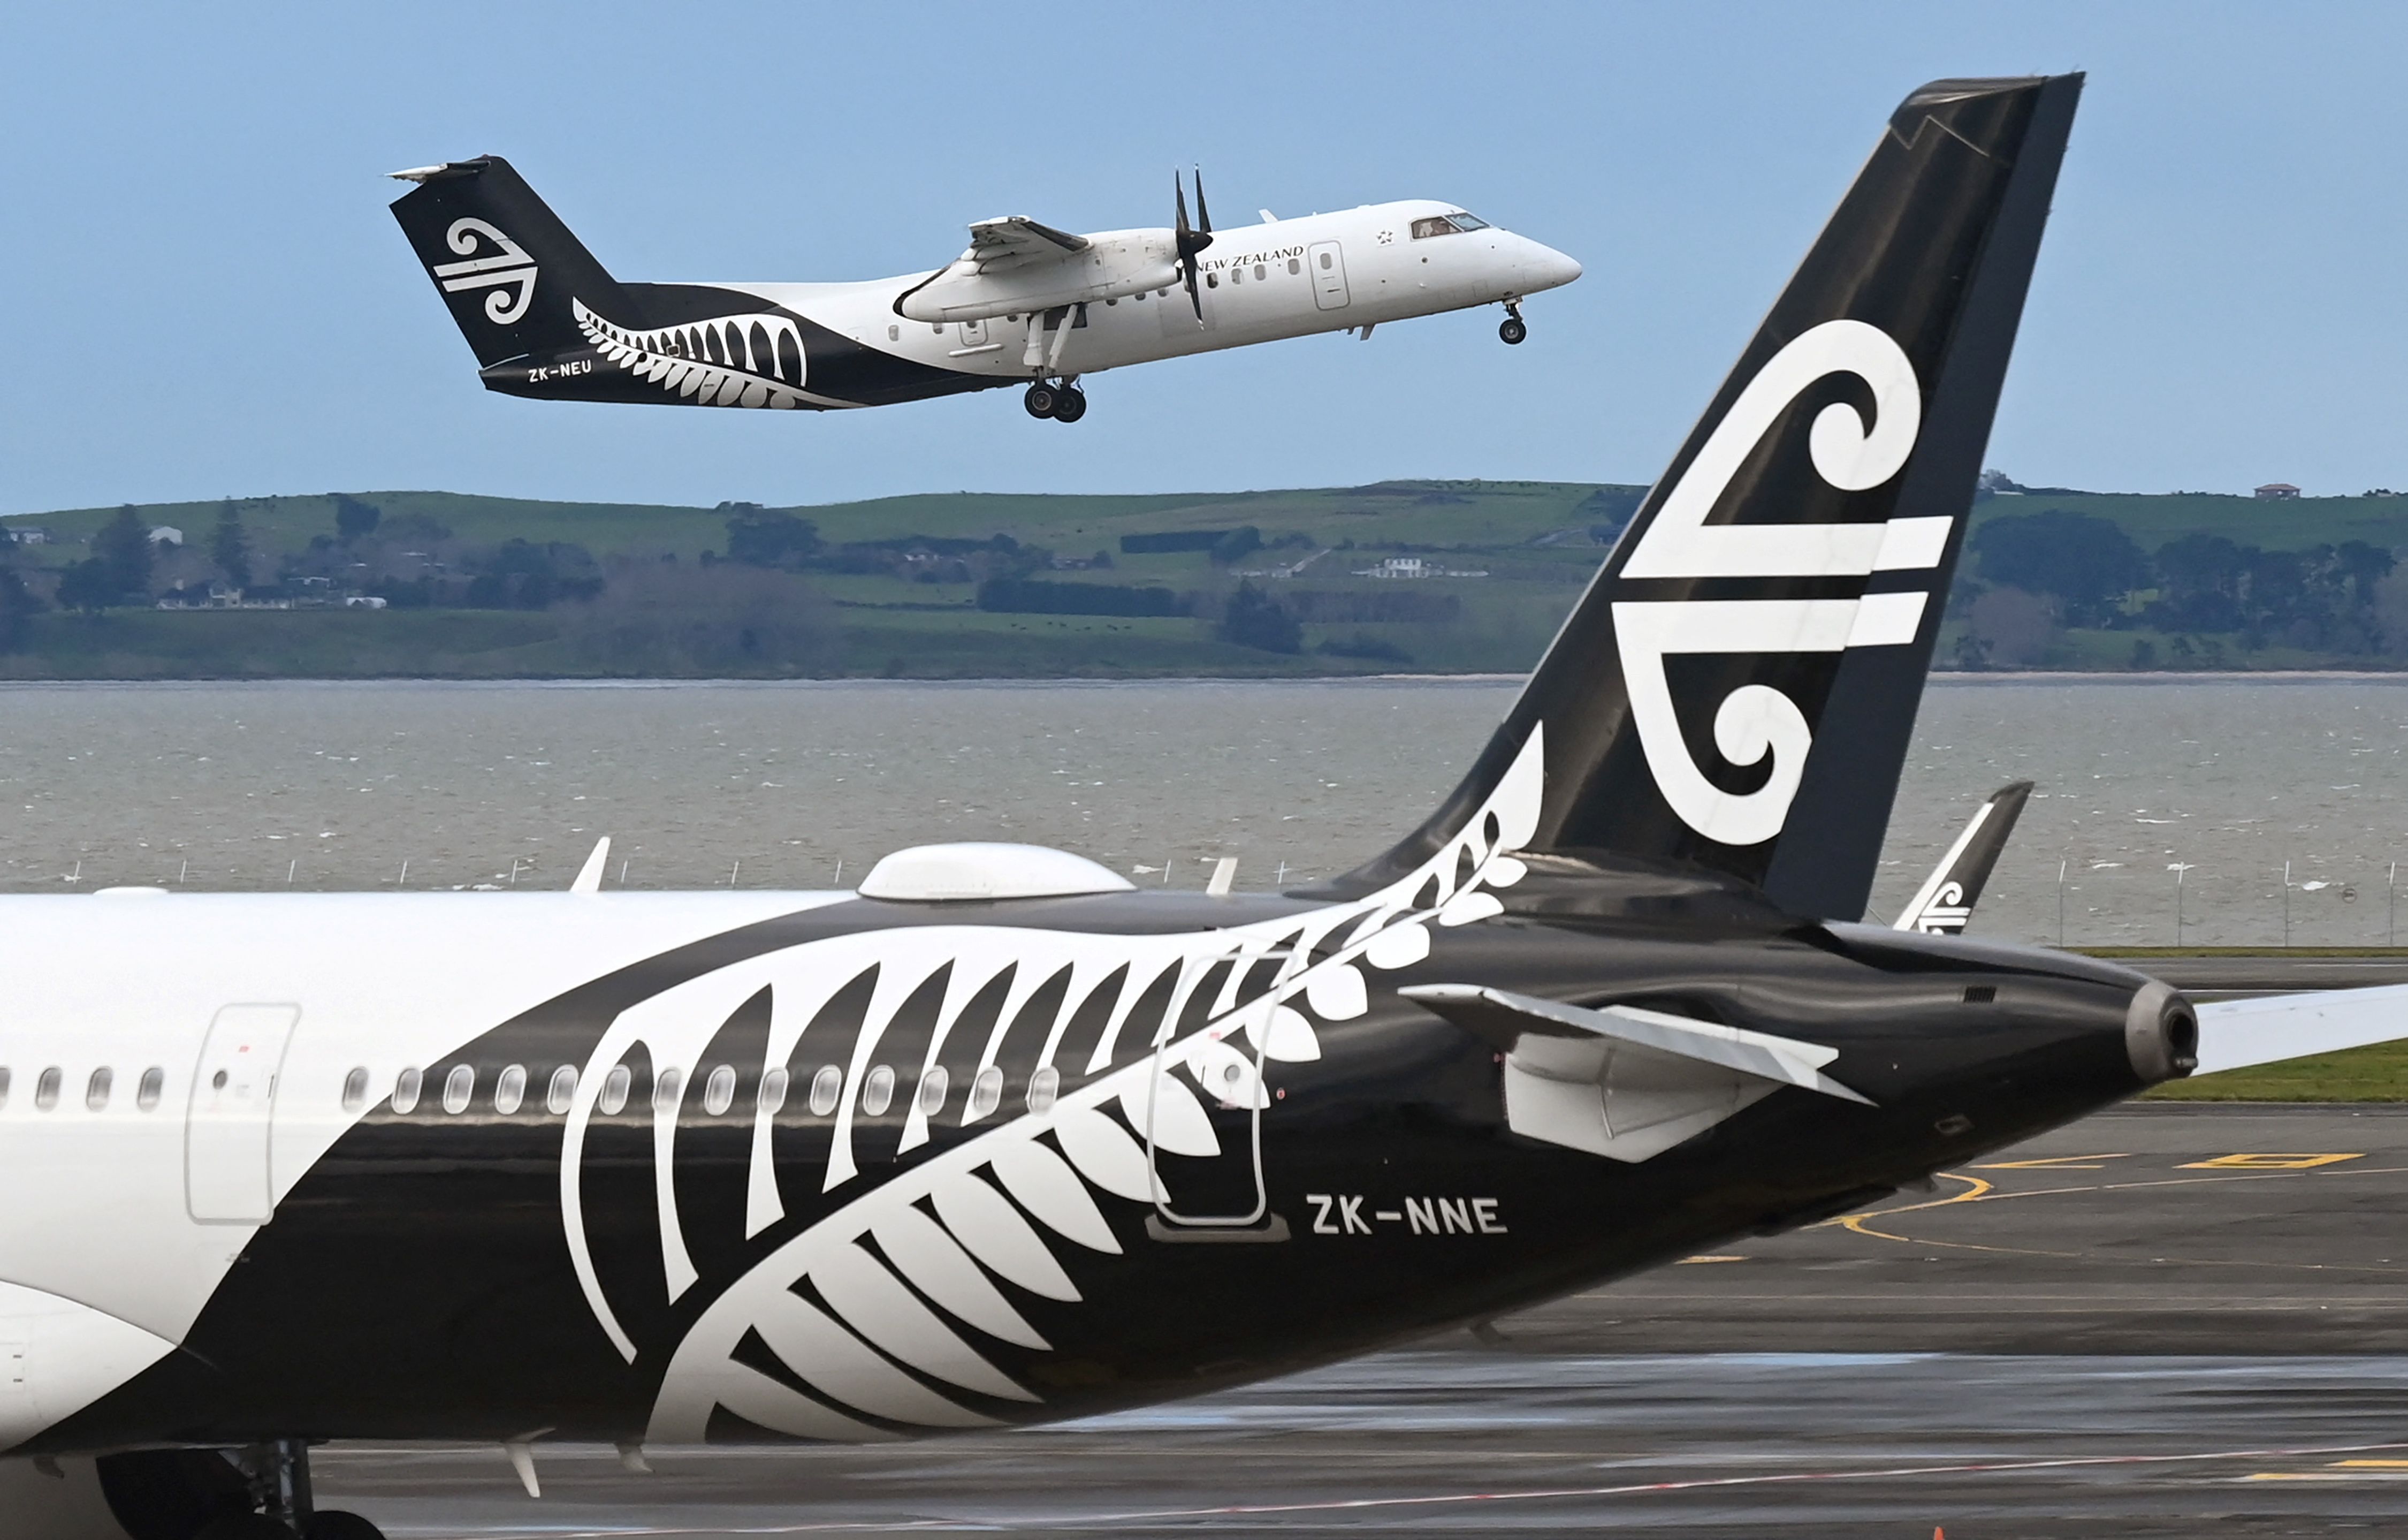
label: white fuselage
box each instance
[728,200,1579,384]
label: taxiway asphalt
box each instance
[314,1103,2408,1536]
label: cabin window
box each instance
[441,1064,474,1115]
[86,1067,111,1112]
[1134,289,1146,301]
[599,1064,631,1116]
[1319,252,1333,270]
[494,1064,527,1115]
[966,1065,1003,1120]
[808,1065,842,1116]
[1104,295,1117,306]
[341,1067,369,1112]
[35,1068,61,1111]
[703,1065,737,1116]
[546,1065,577,1115]
[1287,257,1301,275]
[759,1066,789,1116]
[1026,1065,1059,1116]
[860,1065,896,1117]
[653,1067,683,1116]
[1206,271,1219,288]
[933,322,946,333]
[1255,263,1267,282]
[915,1066,949,1117]
[138,1067,163,1111]
[887,324,900,341]
[1230,268,1241,284]
[0,1067,10,1110]
[393,1067,422,1114]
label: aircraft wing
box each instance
[964,216,1090,272]
[2191,983,2408,1075]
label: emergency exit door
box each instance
[1307,241,1350,309]
[186,1004,301,1224]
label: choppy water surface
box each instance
[4,677,2407,946]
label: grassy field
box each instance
[2142,1038,2408,1103]
[6,482,2407,679]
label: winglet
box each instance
[571,837,611,895]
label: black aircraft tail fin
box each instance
[1336,75,2081,920]
[1890,781,2032,935]
[388,156,631,368]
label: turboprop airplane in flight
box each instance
[16,73,2408,1540]
[387,162,1581,423]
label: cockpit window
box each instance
[1411,212,1490,239]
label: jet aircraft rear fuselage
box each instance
[0,847,2169,1454]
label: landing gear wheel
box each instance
[1023,382,1060,419]
[1051,386,1087,423]
[305,1512,388,1540]
[194,1516,298,1540]
[1498,315,1528,346]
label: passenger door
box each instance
[1144,1002,1281,1238]
[1307,241,1350,310]
[186,1004,301,1224]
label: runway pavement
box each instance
[313,1104,2408,1537]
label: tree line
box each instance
[1956,508,2407,664]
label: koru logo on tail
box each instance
[1616,320,1940,847]
[430,217,538,325]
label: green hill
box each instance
[0,482,2399,679]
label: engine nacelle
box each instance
[897,232,1179,324]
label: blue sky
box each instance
[5,3,2404,514]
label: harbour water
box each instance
[5,675,2408,947]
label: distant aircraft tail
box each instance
[388,156,632,368]
[1338,75,2082,921]
[1892,782,2033,935]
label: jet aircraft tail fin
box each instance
[1336,75,2081,920]
[388,156,631,368]
[1891,781,2032,935]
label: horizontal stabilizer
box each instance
[1403,984,1871,1104]
[2190,983,2408,1076]
[1402,983,1870,1163]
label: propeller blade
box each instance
[1173,169,1209,323]
[1192,166,1211,234]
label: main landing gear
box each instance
[1498,302,1528,346]
[1024,378,1087,423]
[95,1442,386,1540]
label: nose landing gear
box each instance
[1023,378,1088,422]
[1498,302,1528,346]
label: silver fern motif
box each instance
[556,730,1544,1441]
[574,299,847,409]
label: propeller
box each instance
[1174,167,1215,322]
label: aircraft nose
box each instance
[1521,240,1582,293]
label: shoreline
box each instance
[0,669,2405,689]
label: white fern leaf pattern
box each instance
[575,729,1546,1443]
[575,299,854,409]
